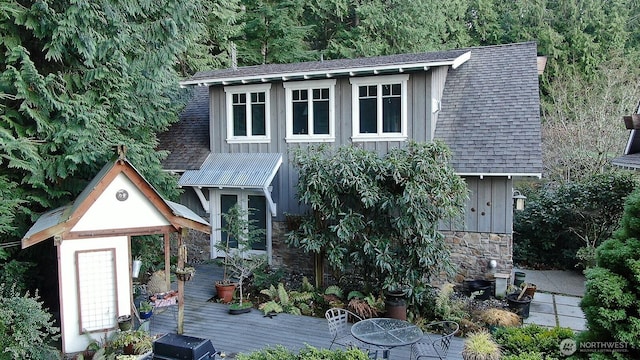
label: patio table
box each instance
[351,317,423,359]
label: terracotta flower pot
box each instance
[215,283,237,303]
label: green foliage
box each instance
[579,190,640,357]
[259,283,302,316]
[0,260,35,295]
[0,283,60,360]
[236,344,369,360]
[501,351,549,360]
[514,172,636,268]
[288,141,467,317]
[217,204,267,305]
[1,0,206,261]
[107,329,153,355]
[493,324,575,359]
[462,330,500,360]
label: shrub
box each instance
[514,172,636,268]
[493,324,575,359]
[462,330,500,360]
[287,142,468,319]
[0,283,60,360]
[235,344,369,360]
[579,190,640,358]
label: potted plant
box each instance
[506,285,533,318]
[109,329,153,355]
[138,301,153,320]
[174,266,196,282]
[117,315,132,331]
[216,204,266,312]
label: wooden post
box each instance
[177,229,186,334]
[164,233,171,291]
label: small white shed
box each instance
[21,153,210,354]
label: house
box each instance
[20,150,210,354]
[158,42,543,283]
[614,102,640,169]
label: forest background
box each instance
[2,0,640,289]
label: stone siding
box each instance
[271,220,315,277]
[441,231,513,284]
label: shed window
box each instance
[77,249,117,332]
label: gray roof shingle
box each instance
[161,42,543,176]
[434,42,543,176]
[157,86,210,171]
[181,49,469,86]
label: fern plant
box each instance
[258,280,320,316]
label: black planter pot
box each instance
[228,306,252,315]
[464,280,492,300]
[506,293,532,318]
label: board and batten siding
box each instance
[202,69,512,234]
[441,177,514,234]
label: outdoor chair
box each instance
[325,308,379,358]
[409,321,459,360]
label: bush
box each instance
[578,190,640,358]
[493,324,575,359]
[0,283,60,360]
[235,345,369,360]
[514,172,636,268]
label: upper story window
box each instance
[224,84,271,143]
[284,80,336,143]
[350,75,409,141]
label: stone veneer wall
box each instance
[440,231,513,285]
[208,222,513,288]
[271,221,315,277]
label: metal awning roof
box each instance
[178,153,283,215]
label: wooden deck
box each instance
[148,262,464,359]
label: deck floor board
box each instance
[149,263,464,359]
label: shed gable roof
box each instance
[22,158,210,248]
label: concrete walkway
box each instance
[512,268,587,332]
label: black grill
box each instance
[153,333,218,360]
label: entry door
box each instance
[213,189,269,259]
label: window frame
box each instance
[283,79,336,143]
[224,84,272,144]
[349,75,409,142]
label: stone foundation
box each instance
[440,231,513,285]
[187,221,513,288]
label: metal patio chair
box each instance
[410,321,459,360]
[325,308,379,358]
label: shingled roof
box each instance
[157,86,210,171]
[162,42,542,176]
[180,49,470,86]
[435,42,543,177]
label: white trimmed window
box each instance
[224,84,271,143]
[284,80,336,142]
[350,75,409,141]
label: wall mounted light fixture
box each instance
[512,190,526,211]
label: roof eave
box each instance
[458,172,543,180]
[179,53,470,88]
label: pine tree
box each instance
[579,190,640,358]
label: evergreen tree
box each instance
[236,0,317,65]
[579,190,640,358]
[0,0,205,248]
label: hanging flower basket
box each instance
[174,267,196,282]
